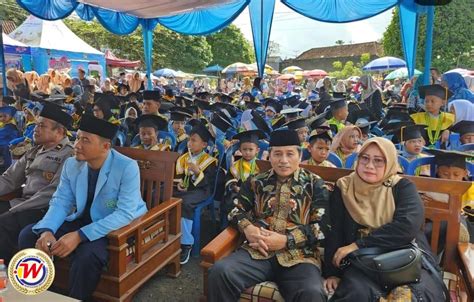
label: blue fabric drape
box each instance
[16,0,78,20]
[140,19,159,89]
[399,3,419,79]
[281,0,399,23]
[423,6,434,85]
[249,0,276,77]
[91,7,140,35]
[75,3,95,21]
[158,0,250,35]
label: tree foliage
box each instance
[382,1,474,72]
[329,61,363,79]
[0,0,29,27]
[206,24,255,67]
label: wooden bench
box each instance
[0,148,182,302]
[200,161,472,301]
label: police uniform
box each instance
[208,130,329,302]
[0,102,74,263]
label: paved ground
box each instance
[133,213,220,302]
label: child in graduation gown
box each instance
[0,106,20,146]
[133,114,170,151]
[450,120,474,147]
[223,130,264,219]
[410,84,455,147]
[170,109,192,152]
[327,98,349,135]
[174,122,217,265]
[9,102,37,158]
[302,126,336,168]
[283,118,309,148]
[394,124,431,176]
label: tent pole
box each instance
[142,20,153,89]
[423,6,434,85]
[0,23,7,96]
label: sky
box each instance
[232,2,394,59]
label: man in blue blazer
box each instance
[18,114,147,301]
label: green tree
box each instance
[382,1,474,72]
[0,0,28,26]
[330,61,363,79]
[335,40,345,45]
[206,24,255,67]
[359,53,371,67]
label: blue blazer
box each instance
[34,149,147,241]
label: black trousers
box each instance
[208,248,326,302]
[18,220,109,301]
[0,201,46,263]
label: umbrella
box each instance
[203,64,223,73]
[445,68,474,76]
[153,68,177,77]
[303,69,328,77]
[222,62,254,74]
[277,74,295,80]
[248,63,274,74]
[175,70,191,78]
[363,56,406,71]
[282,66,302,74]
[385,68,422,80]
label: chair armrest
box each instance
[107,197,181,246]
[0,189,22,202]
[458,243,474,294]
[201,227,240,265]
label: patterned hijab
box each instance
[336,137,402,229]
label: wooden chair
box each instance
[51,148,182,302]
[200,161,471,301]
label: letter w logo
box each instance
[19,262,43,279]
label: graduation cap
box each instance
[194,98,213,111]
[272,116,287,130]
[308,126,333,143]
[187,118,206,128]
[95,94,119,109]
[269,129,300,147]
[241,92,255,102]
[210,112,233,133]
[175,95,194,107]
[332,92,348,99]
[283,118,306,130]
[251,110,272,135]
[159,101,174,114]
[2,96,16,105]
[419,84,453,101]
[280,108,303,120]
[308,111,329,131]
[356,119,378,135]
[215,92,233,103]
[29,92,48,103]
[347,109,372,125]
[329,98,347,111]
[79,114,118,140]
[195,91,211,99]
[190,122,214,143]
[118,83,130,92]
[135,114,168,131]
[264,98,282,113]
[39,102,73,128]
[425,149,471,169]
[450,121,474,137]
[143,90,162,102]
[392,124,427,143]
[380,109,413,128]
[0,106,17,117]
[45,95,68,106]
[382,120,416,134]
[127,92,143,102]
[170,107,193,121]
[232,129,266,145]
[244,100,261,110]
[212,102,238,118]
[283,95,300,108]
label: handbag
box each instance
[346,245,422,291]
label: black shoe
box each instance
[180,244,192,264]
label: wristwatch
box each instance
[286,233,296,250]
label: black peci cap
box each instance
[39,102,73,129]
[419,84,453,101]
[450,121,474,137]
[233,129,266,145]
[135,114,168,131]
[79,114,118,140]
[143,90,162,102]
[426,149,471,169]
[269,129,301,147]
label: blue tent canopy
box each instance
[3,0,440,94]
[203,65,224,73]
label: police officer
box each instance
[0,102,74,263]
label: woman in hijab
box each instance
[324,137,445,301]
[448,99,474,123]
[6,69,30,99]
[330,125,362,167]
[129,72,144,93]
[442,72,474,103]
[36,74,52,95]
[101,78,115,93]
[334,80,346,93]
[358,75,383,120]
[23,71,39,92]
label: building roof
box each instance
[1,21,17,34]
[296,41,383,60]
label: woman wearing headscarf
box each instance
[101,78,115,93]
[36,74,52,95]
[406,76,424,110]
[6,69,30,99]
[442,72,474,103]
[324,137,445,301]
[330,125,362,167]
[129,72,144,93]
[242,77,252,92]
[23,71,39,92]
[448,99,474,123]
[358,75,384,121]
[334,80,346,93]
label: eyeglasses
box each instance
[358,154,386,168]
